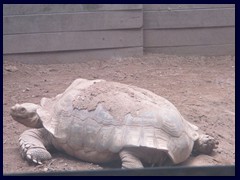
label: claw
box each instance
[19,140,24,146]
[38,161,43,165]
[23,148,27,153]
[27,154,31,160]
[20,151,25,158]
[25,144,30,148]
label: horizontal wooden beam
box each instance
[3,47,143,64]
[144,27,235,47]
[144,8,235,29]
[4,30,143,54]
[143,4,235,11]
[144,44,235,56]
[4,11,142,34]
[3,4,143,15]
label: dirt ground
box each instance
[3,54,235,174]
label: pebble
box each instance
[22,88,30,92]
[218,134,224,138]
[44,167,48,172]
[48,68,57,72]
[4,65,18,72]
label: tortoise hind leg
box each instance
[19,128,52,164]
[193,134,219,155]
[119,147,170,168]
[119,149,143,169]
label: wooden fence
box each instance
[143,4,235,56]
[3,4,235,63]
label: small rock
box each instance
[4,65,18,72]
[32,95,39,98]
[44,90,49,93]
[218,134,224,138]
[22,88,30,92]
[48,68,58,72]
[44,167,48,172]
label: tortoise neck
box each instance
[30,114,43,128]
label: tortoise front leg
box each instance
[19,128,52,164]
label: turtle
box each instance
[10,78,218,168]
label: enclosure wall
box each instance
[3,4,235,63]
[3,4,143,63]
[143,4,235,56]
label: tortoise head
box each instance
[10,103,43,128]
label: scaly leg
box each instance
[193,134,218,155]
[19,128,52,164]
[119,149,143,169]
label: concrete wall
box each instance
[3,4,235,63]
[3,4,143,63]
[143,4,235,56]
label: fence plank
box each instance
[4,11,142,35]
[4,30,143,54]
[3,47,143,64]
[3,4,236,57]
[3,4,143,15]
[144,44,235,56]
[143,4,235,11]
[144,8,235,29]
[144,27,235,47]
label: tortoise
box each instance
[10,78,218,168]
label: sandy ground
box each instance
[3,54,235,174]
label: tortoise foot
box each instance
[194,134,219,155]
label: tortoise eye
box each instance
[19,107,26,113]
